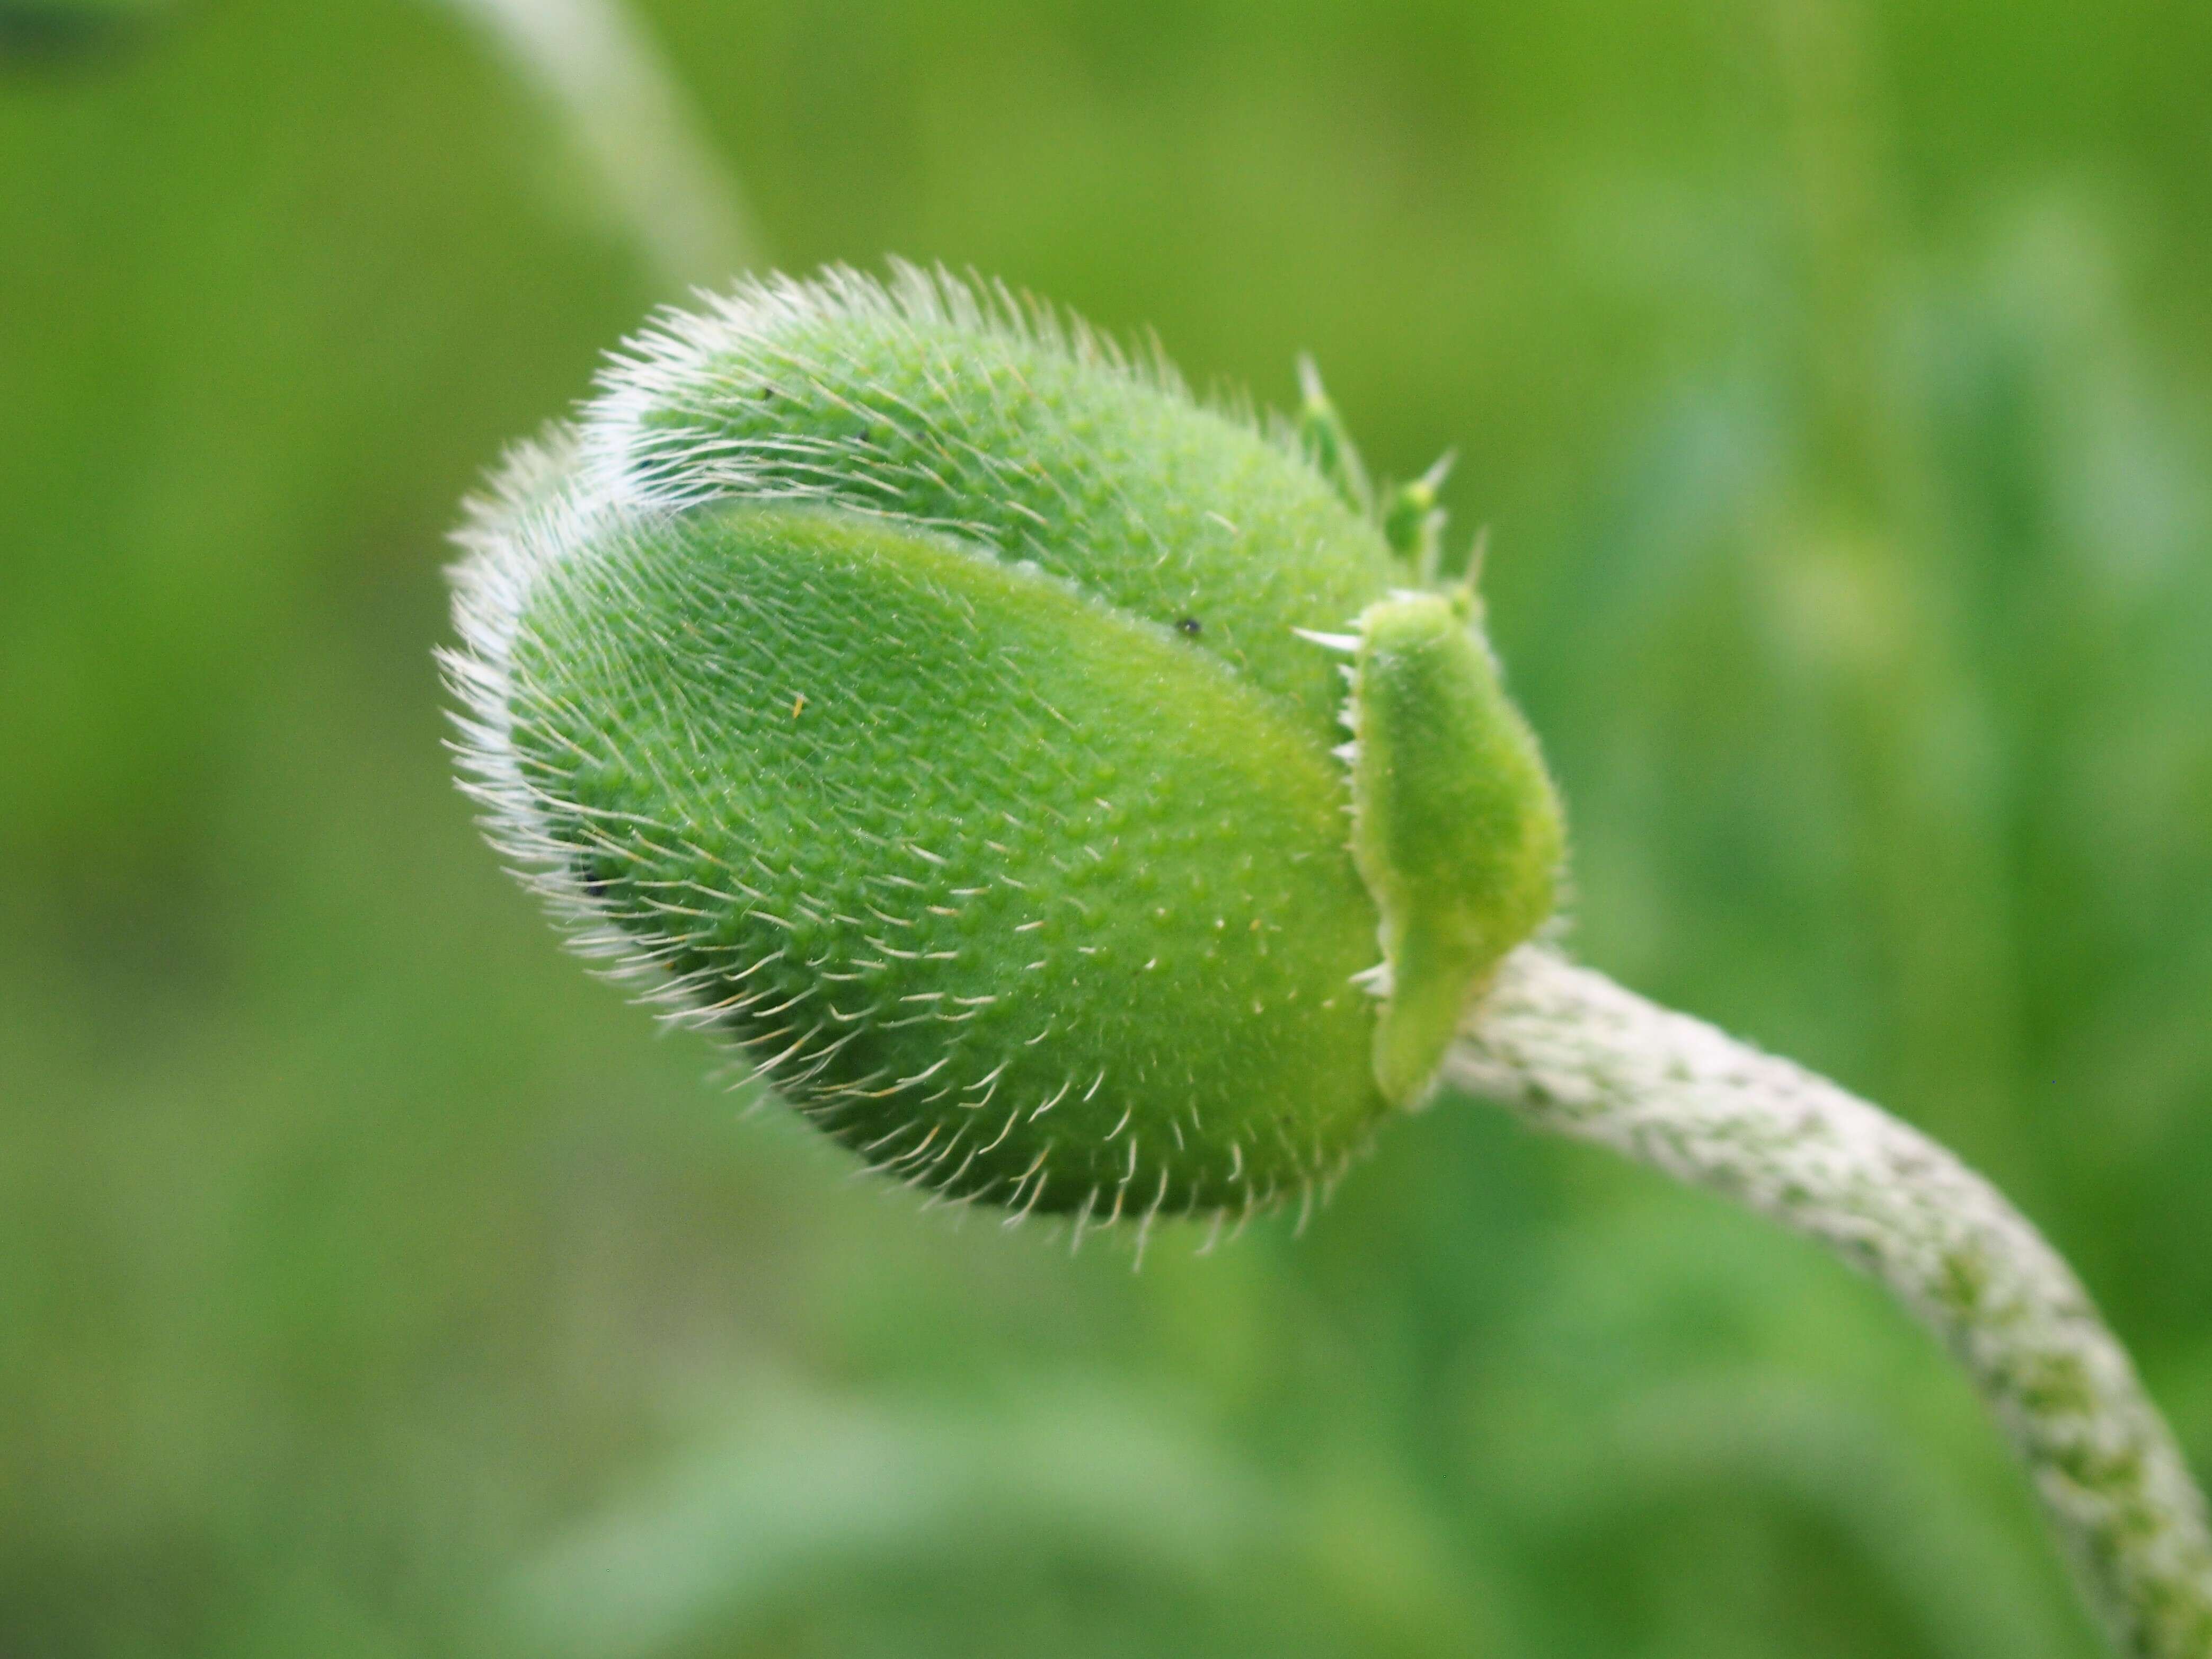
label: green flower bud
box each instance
[447,265,1563,1231]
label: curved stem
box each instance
[1445,946,2212,1659]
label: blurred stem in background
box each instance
[433,0,759,290]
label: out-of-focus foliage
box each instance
[1,0,2206,1653]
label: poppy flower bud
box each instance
[446,265,1563,1230]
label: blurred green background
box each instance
[3,0,2209,1653]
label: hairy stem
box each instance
[1446,947,2212,1659]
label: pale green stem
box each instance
[436,0,758,289]
[1446,946,2212,1659]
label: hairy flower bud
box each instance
[446,265,1562,1231]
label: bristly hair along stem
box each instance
[1449,946,2212,1659]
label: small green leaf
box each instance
[1349,592,1562,1105]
